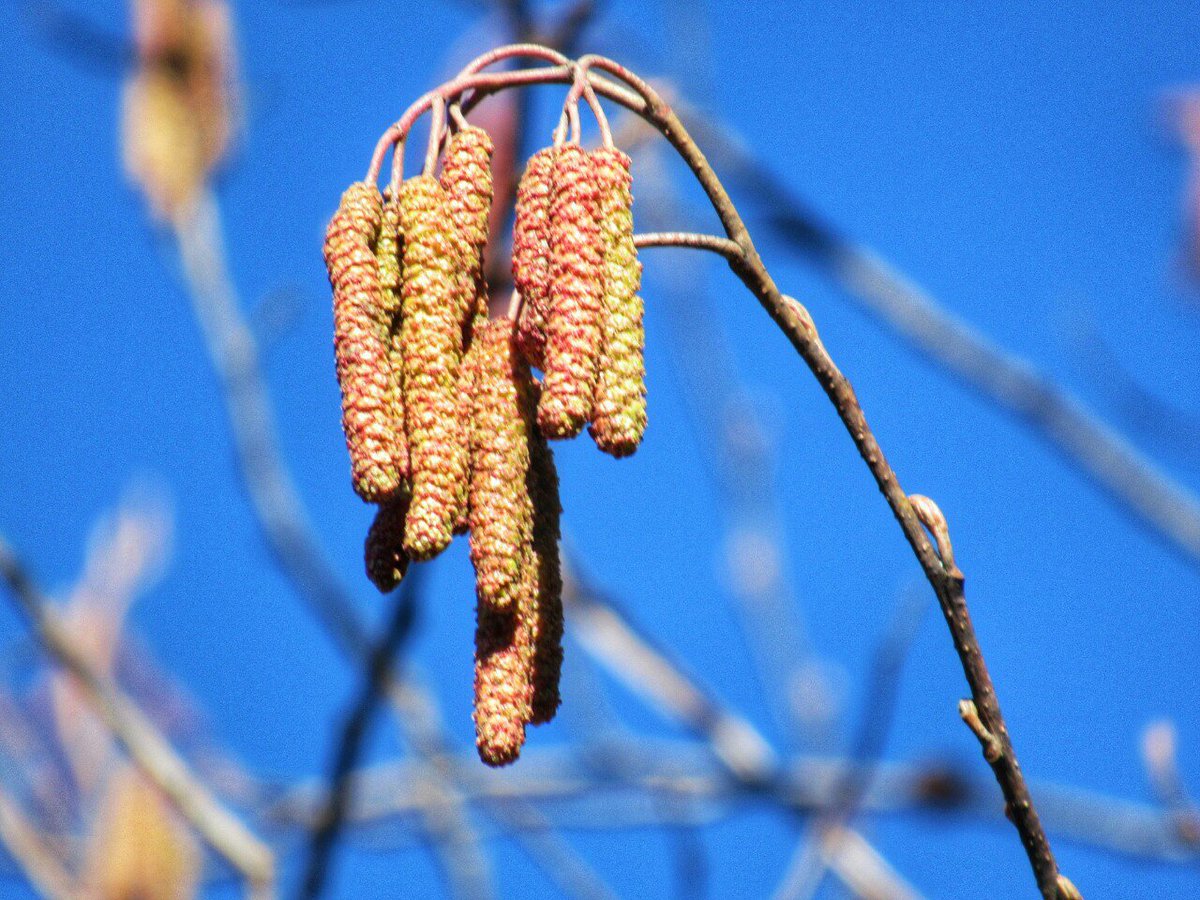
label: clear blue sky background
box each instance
[2,1,1200,897]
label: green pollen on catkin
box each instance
[397,175,470,560]
[325,181,403,503]
[588,146,647,457]
[538,143,605,439]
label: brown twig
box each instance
[0,536,276,899]
[663,97,1200,569]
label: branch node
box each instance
[958,699,1003,764]
[909,494,960,577]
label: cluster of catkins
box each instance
[324,126,645,766]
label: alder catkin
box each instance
[512,147,557,367]
[442,125,495,328]
[527,410,564,724]
[468,320,534,610]
[538,143,605,438]
[473,603,531,767]
[589,147,647,457]
[364,497,410,593]
[398,176,470,559]
[325,181,403,502]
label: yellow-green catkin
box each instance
[467,320,534,610]
[441,125,494,327]
[588,147,646,457]
[398,176,470,559]
[512,147,557,367]
[364,497,410,593]
[538,143,605,439]
[324,181,402,502]
[378,191,410,482]
[527,405,564,725]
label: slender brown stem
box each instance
[634,231,743,261]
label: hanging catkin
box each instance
[527,413,564,724]
[468,320,534,610]
[537,143,605,439]
[441,125,494,325]
[398,175,470,559]
[325,181,403,502]
[473,602,531,767]
[512,147,557,367]
[589,147,647,457]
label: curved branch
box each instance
[367,46,1074,898]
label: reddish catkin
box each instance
[526,402,564,724]
[398,176,470,559]
[473,603,531,766]
[378,192,410,482]
[538,143,605,438]
[589,147,647,457]
[364,497,410,593]
[468,321,534,610]
[512,147,557,367]
[325,181,402,502]
[441,125,494,325]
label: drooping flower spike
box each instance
[324,181,404,503]
[512,146,557,366]
[397,175,471,560]
[537,142,606,439]
[589,146,646,457]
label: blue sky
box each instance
[2,1,1200,897]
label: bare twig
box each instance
[633,231,742,261]
[0,784,77,900]
[563,560,779,785]
[772,588,928,899]
[298,574,421,900]
[0,537,275,899]
[266,741,1200,865]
